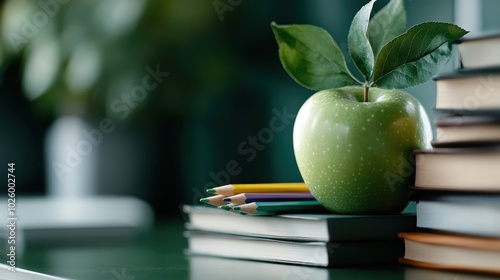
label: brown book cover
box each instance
[399,232,500,275]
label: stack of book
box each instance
[432,31,500,147]
[183,183,418,267]
[399,32,500,275]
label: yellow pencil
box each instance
[206,183,309,196]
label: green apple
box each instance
[271,0,467,214]
[293,86,432,214]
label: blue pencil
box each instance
[223,192,315,205]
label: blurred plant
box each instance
[0,0,241,122]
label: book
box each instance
[399,232,500,275]
[183,205,417,242]
[185,231,403,267]
[432,115,500,147]
[413,148,500,191]
[433,68,500,110]
[412,192,500,238]
[189,255,410,280]
[189,255,330,280]
[456,32,500,69]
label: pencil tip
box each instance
[239,212,247,215]
[199,198,209,203]
[233,206,241,210]
[223,197,231,202]
[206,189,215,194]
[219,205,231,210]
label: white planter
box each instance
[44,116,98,196]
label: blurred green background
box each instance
[0,0,498,218]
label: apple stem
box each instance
[364,86,369,102]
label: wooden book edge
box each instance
[398,232,500,251]
[399,258,500,275]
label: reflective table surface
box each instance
[16,218,497,280]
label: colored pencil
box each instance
[233,200,325,215]
[206,183,309,196]
[218,203,236,211]
[223,192,315,205]
[199,194,226,207]
[218,203,240,214]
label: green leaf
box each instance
[368,0,406,57]
[373,22,468,88]
[374,43,451,89]
[348,0,376,81]
[270,22,359,90]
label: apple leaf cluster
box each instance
[271,0,468,94]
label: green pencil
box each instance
[199,194,226,207]
[219,203,245,214]
[218,203,236,211]
[234,200,326,215]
